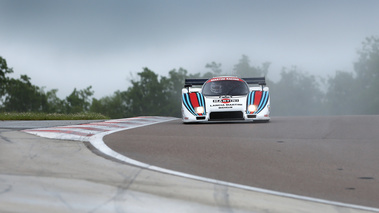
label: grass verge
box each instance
[0,112,109,120]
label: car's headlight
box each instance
[195,106,204,114]
[248,105,257,112]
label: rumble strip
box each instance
[22,116,177,141]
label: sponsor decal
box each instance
[211,104,224,107]
[213,99,240,103]
[219,106,233,109]
[210,102,243,109]
[207,77,243,82]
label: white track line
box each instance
[89,117,379,212]
[24,116,379,212]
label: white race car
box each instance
[182,76,270,123]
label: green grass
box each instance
[0,112,109,120]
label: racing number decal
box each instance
[247,91,269,114]
[182,92,206,116]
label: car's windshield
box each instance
[202,80,249,96]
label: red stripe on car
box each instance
[254,91,262,106]
[189,93,202,116]
[189,93,200,107]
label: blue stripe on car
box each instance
[182,93,207,116]
[255,91,269,114]
[182,93,197,116]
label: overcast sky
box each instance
[1,0,379,98]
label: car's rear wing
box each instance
[184,79,208,87]
[242,77,266,86]
[184,77,266,87]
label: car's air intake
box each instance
[209,111,244,121]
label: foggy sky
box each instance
[1,0,379,98]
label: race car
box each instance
[181,76,270,123]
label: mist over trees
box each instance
[1,36,379,118]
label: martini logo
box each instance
[213,99,239,103]
[222,98,231,103]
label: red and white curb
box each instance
[22,116,177,141]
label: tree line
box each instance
[1,36,378,118]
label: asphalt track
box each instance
[104,115,379,208]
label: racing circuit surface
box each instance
[104,115,379,208]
